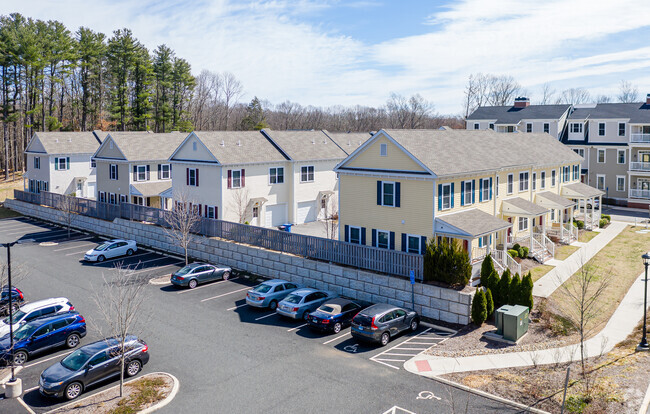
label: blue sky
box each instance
[4,0,650,114]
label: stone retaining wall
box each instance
[5,199,473,324]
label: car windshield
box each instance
[176,266,194,276]
[283,294,302,304]
[94,242,111,251]
[61,349,93,371]
[252,284,273,293]
[13,323,37,341]
[2,309,26,325]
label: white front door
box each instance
[76,182,84,198]
[88,182,96,199]
[265,204,287,227]
[296,200,317,224]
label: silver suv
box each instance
[351,303,419,346]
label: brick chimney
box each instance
[514,97,530,108]
[646,93,650,105]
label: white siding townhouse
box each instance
[92,131,186,208]
[24,131,103,198]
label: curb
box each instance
[639,379,650,414]
[149,277,172,286]
[421,321,458,335]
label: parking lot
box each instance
[0,216,520,413]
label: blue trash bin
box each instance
[278,223,292,232]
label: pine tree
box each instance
[521,272,534,310]
[152,44,173,132]
[107,29,139,131]
[171,57,195,130]
[485,288,494,319]
[471,288,487,326]
[495,269,511,308]
[76,27,106,131]
[131,46,153,130]
[241,96,268,130]
[509,273,521,305]
[480,254,495,286]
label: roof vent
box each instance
[237,140,241,146]
[221,140,225,146]
[68,138,72,142]
[348,140,351,146]
[312,139,315,144]
[55,138,59,143]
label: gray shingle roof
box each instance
[262,129,349,161]
[568,102,650,122]
[381,129,582,177]
[502,197,549,216]
[437,209,512,237]
[130,181,172,197]
[561,182,605,198]
[467,104,571,123]
[29,132,102,155]
[536,192,576,209]
[192,131,288,165]
[323,131,373,155]
[105,132,187,161]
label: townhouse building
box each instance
[334,129,602,281]
[24,131,103,198]
[168,129,350,227]
[92,131,186,208]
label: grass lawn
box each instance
[548,225,646,335]
[554,244,579,261]
[0,206,20,219]
[578,230,598,243]
[529,264,554,282]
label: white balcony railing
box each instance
[630,189,650,199]
[630,162,650,171]
[630,133,650,143]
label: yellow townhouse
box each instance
[334,129,604,279]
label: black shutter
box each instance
[344,225,349,242]
[146,165,150,180]
[395,182,401,207]
[420,236,427,255]
[361,227,366,245]
[377,181,382,205]
[115,165,118,180]
[401,233,407,252]
[133,165,137,181]
[389,232,395,250]
[371,229,377,247]
[158,164,161,179]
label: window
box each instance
[507,173,514,194]
[543,123,550,134]
[617,149,625,164]
[33,157,40,169]
[109,164,118,180]
[573,165,579,181]
[616,176,626,192]
[54,157,69,171]
[91,159,96,168]
[551,170,556,187]
[596,175,605,191]
[300,166,314,182]
[518,216,528,231]
[563,166,570,183]
[441,183,452,210]
[160,164,171,180]
[619,122,626,136]
[489,123,494,130]
[506,125,515,133]
[463,181,472,205]
[570,123,583,133]
[495,176,499,197]
[252,206,259,218]
[573,148,584,158]
[597,149,606,163]
[269,167,284,184]
[478,235,489,248]
[349,226,361,245]
[540,171,546,189]
[207,206,216,219]
[89,351,109,366]
[192,142,197,151]
[377,230,390,249]
[99,192,106,203]
[381,181,395,207]
[598,122,606,136]
[519,171,529,192]
[407,235,421,254]
[526,123,532,133]
[474,123,479,130]
[136,165,147,181]
[133,196,144,206]
[380,143,387,156]
[188,168,198,186]
[532,172,537,191]
[109,193,116,205]
[42,181,48,192]
[481,178,490,201]
[119,194,127,203]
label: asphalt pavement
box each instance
[0,217,524,414]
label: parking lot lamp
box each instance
[638,252,650,352]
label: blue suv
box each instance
[0,312,86,365]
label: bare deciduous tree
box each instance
[320,194,338,240]
[222,72,243,130]
[488,75,521,106]
[596,94,612,103]
[558,88,591,105]
[164,192,201,265]
[230,188,250,224]
[463,73,520,116]
[92,263,149,397]
[539,83,556,105]
[57,193,77,238]
[617,80,639,103]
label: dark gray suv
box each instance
[350,304,419,346]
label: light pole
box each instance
[638,252,650,352]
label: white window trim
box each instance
[380,143,387,157]
[616,175,626,192]
[473,123,479,130]
[532,172,537,191]
[136,165,147,182]
[596,174,606,191]
[543,123,550,133]
[598,122,606,136]
[268,167,284,185]
[441,183,452,210]
[376,229,390,249]
[551,169,556,187]
[406,234,422,254]
[110,164,118,180]
[34,157,40,169]
[463,181,472,206]
[597,149,606,164]
[617,149,626,164]
[348,226,362,245]
[188,168,198,187]
[300,165,315,183]
[570,123,583,133]
[160,164,171,180]
[57,158,67,170]
[495,176,499,197]
[618,122,626,137]
[518,216,529,232]
[481,178,490,202]
[507,173,514,195]
[381,181,396,207]
[540,171,546,189]
[526,123,532,133]
[518,171,529,192]
[231,169,242,188]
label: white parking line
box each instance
[287,323,308,332]
[32,233,84,242]
[18,397,36,414]
[200,285,255,302]
[381,353,422,357]
[254,312,276,321]
[66,249,92,256]
[23,386,39,393]
[0,223,38,231]
[176,277,240,294]
[373,358,407,362]
[5,228,64,236]
[54,242,96,251]
[129,263,182,276]
[127,256,179,269]
[370,359,399,370]
[390,347,430,350]
[92,251,150,266]
[323,332,350,345]
[369,327,434,370]
[24,350,74,368]
[227,303,247,311]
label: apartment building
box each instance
[24,131,103,198]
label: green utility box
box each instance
[494,305,529,342]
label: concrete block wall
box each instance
[5,199,473,324]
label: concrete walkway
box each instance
[533,221,627,298]
[405,270,649,377]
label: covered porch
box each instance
[535,191,577,244]
[502,197,554,263]
[561,182,604,230]
[130,182,172,209]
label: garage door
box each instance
[296,200,317,224]
[265,204,287,227]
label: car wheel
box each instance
[126,360,142,377]
[188,279,198,289]
[65,382,83,400]
[333,322,342,334]
[380,332,390,346]
[269,300,278,311]
[13,350,28,365]
[66,333,81,348]
[222,271,231,281]
[126,248,134,256]
[97,255,105,262]
[303,311,311,321]
[410,319,420,332]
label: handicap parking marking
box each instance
[176,277,241,294]
[369,328,454,370]
[200,285,258,302]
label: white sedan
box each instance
[84,239,138,262]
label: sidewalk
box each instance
[533,221,627,298]
[404,269,648,377]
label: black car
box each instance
[350,304,419,346]
[39,335,150,400]
[308,298,363,334]
[0,287,24,316]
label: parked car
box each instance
[84,239,137,262]
[39,335,150,400]
[0,286,24,316]
[276,288,337,321]
[0,312,86,365]
[245,279,299,310]
[0,298,75,337]
[351,304,419,346]
[308,298,364,334]
[170,262,232,289]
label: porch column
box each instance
[529,218,533,252]
[542,215,546,236]
[468,241,473,263]
[560,209,564,240]
[487,234,492,255]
